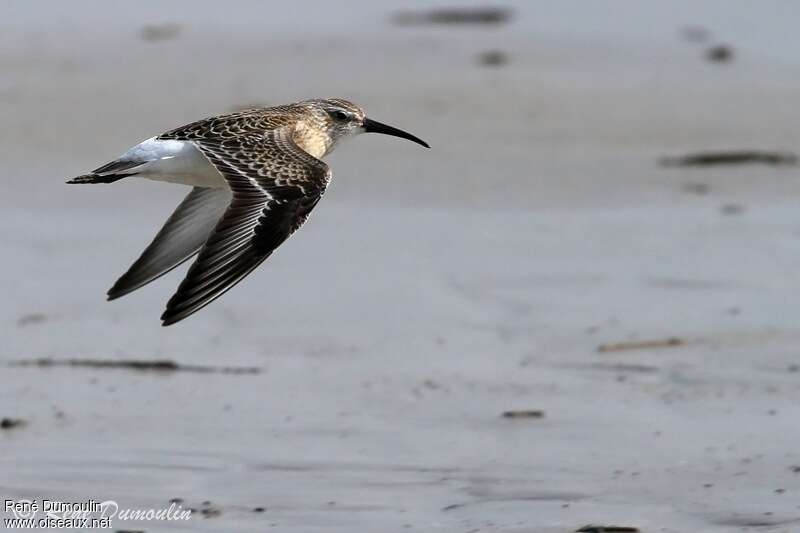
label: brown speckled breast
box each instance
[291,121,332,159]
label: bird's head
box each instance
[299,98,430,150]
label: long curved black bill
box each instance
[363,118,430,148]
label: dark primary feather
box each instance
[107,186,230,300]
[159,127,331,326]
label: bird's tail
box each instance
[67,158,144,184]
[67,173,118,184]
[66,173,135,184]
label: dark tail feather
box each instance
[66,173,133,184]
[68,158,144,184]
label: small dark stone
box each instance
[706,44,733,62]
[478,50,508,67]
[252,507,266,513]
[200,507,221,518]
[0,418,25,430]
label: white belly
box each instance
[122,137,227,188]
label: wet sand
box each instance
[2,2,800,532]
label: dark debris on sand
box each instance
[17,313,47,327]
[392,7,512,26]
[576,526,640,533]
[501,410,545,419]
[477,50,508,67]
[660,150,797,167]
[442,503,464,511]
[139,23,181,43]
[0,417,26,430]
[9,358,261,375]
[188,501,222,519]
[706,44,733,63]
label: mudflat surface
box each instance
[2,2,800,532]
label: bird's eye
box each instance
[331,110,349,121]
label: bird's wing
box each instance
[160,128,331,326]
[107,186,231,300]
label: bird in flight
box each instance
[68,98,429,325]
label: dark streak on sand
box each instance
[9,358,261,375]
[442,503,463,511]
[710,515,800,528]
[17,313,47,327]
[392,7,512,26]
[576,526,640,533]
[597,337,687,353]
[660,150,797,167]
[501,410,545,419]
[589,363,659,373]
[0,417,26,430]
[445,492,587,513]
